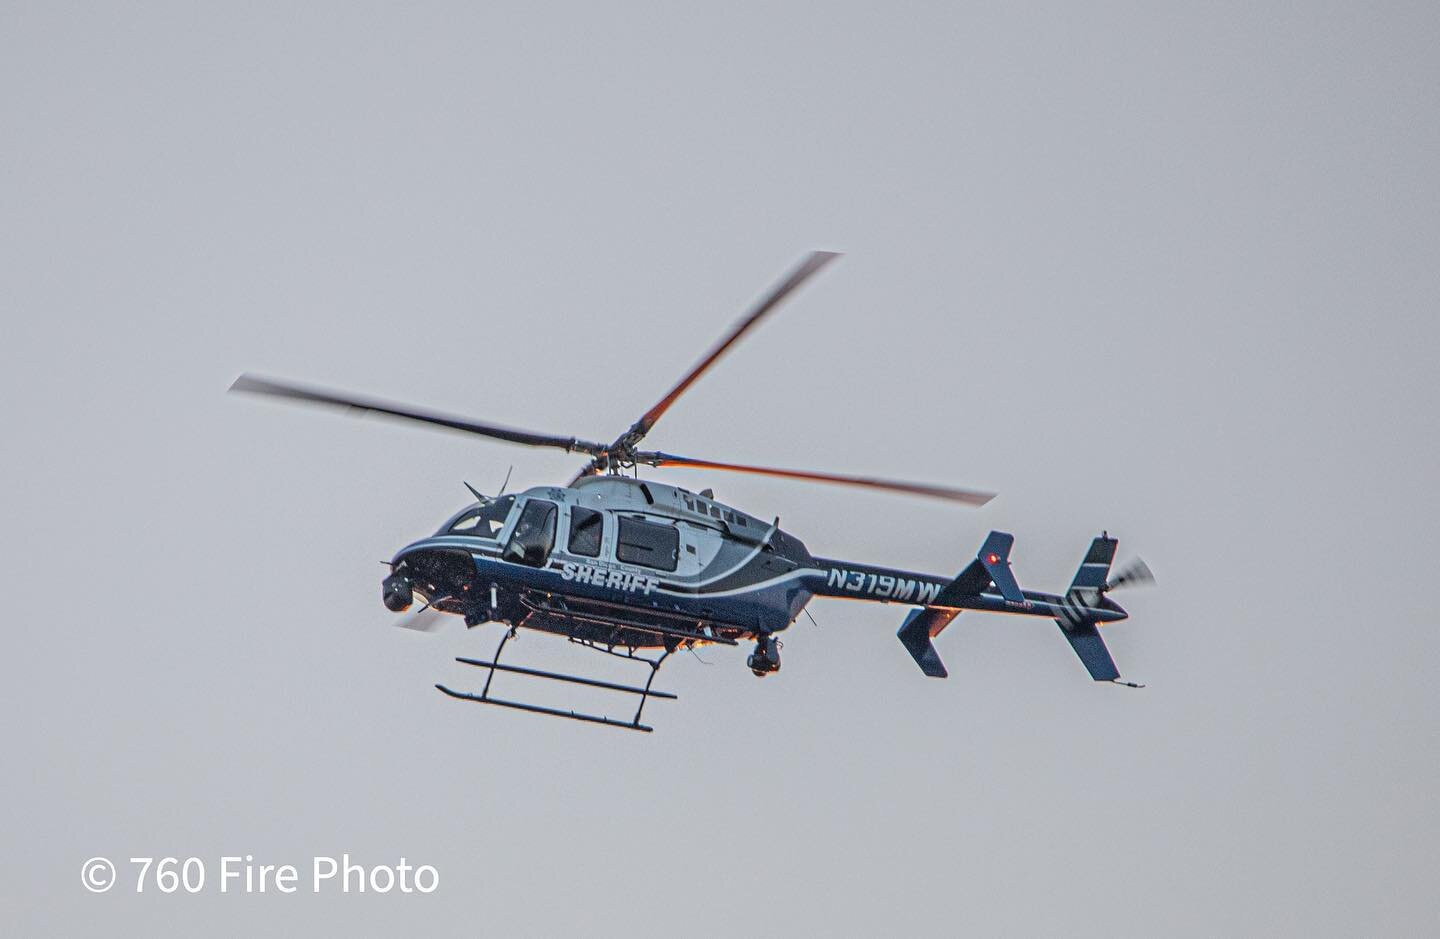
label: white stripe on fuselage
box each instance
[402,537,825,601]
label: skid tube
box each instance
[435,630,677,732]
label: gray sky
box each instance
[4,2,1437,935]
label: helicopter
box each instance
[231,251,1152,732]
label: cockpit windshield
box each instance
[444,495,516,539]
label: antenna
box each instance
[498,465,514,496]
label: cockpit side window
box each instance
[568,507,604,557]
[447,495,516,538]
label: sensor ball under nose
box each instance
[382,575,413,612]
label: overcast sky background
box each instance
[4,2,1437,935]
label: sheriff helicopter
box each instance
[231,251,1151,732]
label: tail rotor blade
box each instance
[1106,558,1155,592]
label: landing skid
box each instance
[435,631,677,732]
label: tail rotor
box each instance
[1104,558,1154,593]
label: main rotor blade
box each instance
[230,374,608,455]
[638,451,996,506]
[611,251,840,452]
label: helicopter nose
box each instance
[382,574,413,612]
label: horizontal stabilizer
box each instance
[942,557,991,600]
[897,608,959,677]
[933,530,1024,607]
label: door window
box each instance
[568,506,604,557]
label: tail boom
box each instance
[813,531,1135,683]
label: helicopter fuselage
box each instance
[386,475,1124,651]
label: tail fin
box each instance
[1055,535,1122,682]
[1068,534,1117,593]
[1055,620,1120,682]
